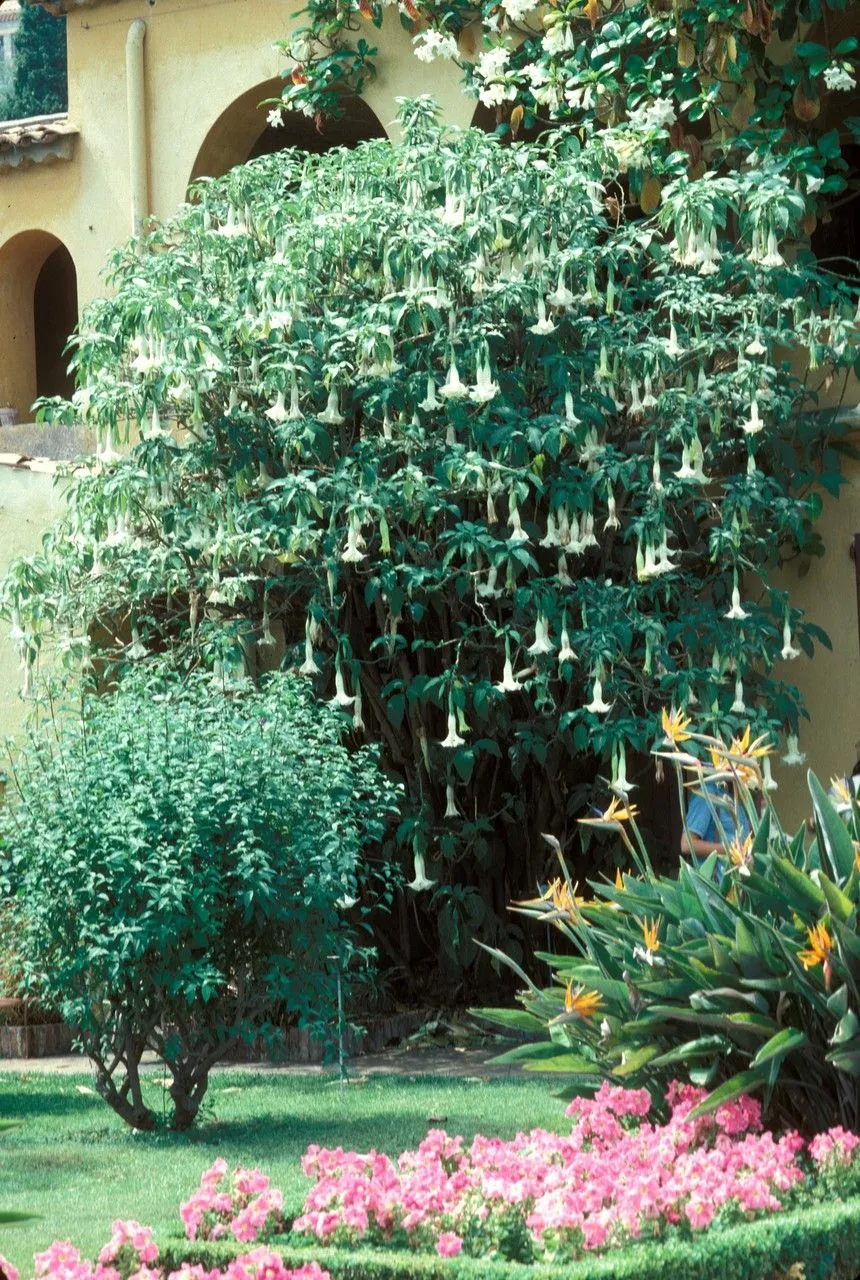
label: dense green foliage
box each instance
[2,97,856,983]
[2,4,67,122]
[0,670,400,1131]
[479,729,860,1133]
[161,1199,860,1280]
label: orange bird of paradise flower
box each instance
[661,706,692,746]
[564,982,604,1020]
[798,922,834,990]
[642,917,661,953]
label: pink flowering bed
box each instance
[2,1082,858,1280]
[290,1083,860,1263]
[0,1227,326,1280]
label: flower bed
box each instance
[0,1228,327,1280]
[5,1083,859,1280]
[286,1082,859,1263]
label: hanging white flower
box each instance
[665,317,685,358]
[330,659,355,708]
[781,734,806,767]
[444,782,459,819]
[762,755,778,792]
[652,442,663,492]
[760,231,785,269]
[527,614,554,656]
[439,358,469,400]
[540,511,560,548]
[528,297,556,335]
[730,675,747,714]
[477,563,501,598]
[564,390,581,427]
[470,353,499,403]
[495,641,523,692]
[780,617,801,661]
[408,849,436,892]
[585,674,613,715]
[674,444,697,481]
[419,376,440,411]
[508,505,530,543]
[557,551,573,586]
[318,386,345,425]
[340,517,366,564]
[610,742,633,798]
[287,374,303,420]
[604,491,620,531]
[440,710,466,749]
[725,574,749,621]
[298,620,321,676]
[546,268,575,310]
[558,623,576,665]
[740,398,763,435]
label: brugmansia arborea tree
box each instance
[3,97,857,964]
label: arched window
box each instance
[0,229,78,422]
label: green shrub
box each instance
[477,723,860,1134]
[159,1195,860,1280]
[0,668,401,1131]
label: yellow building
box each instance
[0,0,856,828]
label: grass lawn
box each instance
[0,1068,560,1273]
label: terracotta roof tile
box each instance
[0,112,78,169]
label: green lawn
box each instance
[0,1069,560,1273]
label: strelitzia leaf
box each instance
[686,1067,768,1119]
[809,770,856,883]
[650,1034,732,1067]
[750,1027,808,1068]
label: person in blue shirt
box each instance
[680,778,752,883]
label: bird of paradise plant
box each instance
[474,717,860,1135]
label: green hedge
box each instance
[160,1196,860,1280]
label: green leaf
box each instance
[650,1034,732,1067]
[750,1027,808,1069]
[686,1067,768,1119]
[808,770,855,882]
[470,1007,545,1034]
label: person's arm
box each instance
[680,830,724,857]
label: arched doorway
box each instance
[0,230,78,422]
[189,78,386,187]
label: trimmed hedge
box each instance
[159,1196,860,1280]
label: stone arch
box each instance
[0,230,78,422]
[188,78,387,187]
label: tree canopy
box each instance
[3,97,857,981]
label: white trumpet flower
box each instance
[419,376,440,411]
[318,387,345,425]
[546,269,575,310]
[564,390,581,427]
[529,297,556,335]
[540,511,560,548]
[585,675,613,715]
[508,506,530,544]
[477,563,501,599]
[557,624,576,665]
[604,491,620,531]
[408,850,435,892]
[730,675,747,714]
[469,354,499,404]
[444,783,459,819]
[266,389,289,423]
[440,711,466,749]
[495,642,523,692]
[781,734,806,767]
[725,575,749,621]
[330,661,355,708]
[763,755,778,792]
[439,359,469,400]
[741,398,763,435]
[780,618,800,661]
[527,614,554,656]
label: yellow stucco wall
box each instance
[0,0,856,808]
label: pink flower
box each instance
[436,1234,463,1258]
[0,1255,20,1280]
